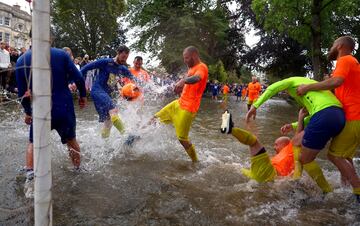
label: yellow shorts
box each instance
[241,152,276,182]
[329,120,360,158]
[223,93,228,102]
[247,98,258,105]
[155,100,196,141]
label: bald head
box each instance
[273,136,291,153]
[336,36,356,51]
[328,36,356,61]
[183,46,200,67]
[184,46,199,55]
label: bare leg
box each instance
[67,138,81,168]
[300,147,332,193]
[26,143,34,170]
[328,153,360,189]
[179,139,198,162]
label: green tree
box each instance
[251,0,358,80]
[51,0,127,58]
[127,0,245,74]
[208,60,228,82]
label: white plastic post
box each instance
[32,0,52,225]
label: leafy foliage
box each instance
[127,0,247,75]
[251,0,359,80]
[51,0,127,58]
[208,60,228,83]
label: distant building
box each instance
[0,2,31,49]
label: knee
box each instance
[67,138,80,150]
[179,139,191,149]
[109,108,118,115]
[300,153,315,165]
[327,153,336,162]
[27,143,34,154]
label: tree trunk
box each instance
[311,0,322,81]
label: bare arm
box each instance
[297,77,344,95]
[184,75,201,84]
[296,108,308,134]
[291,108,308,146]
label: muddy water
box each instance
[0,95,359,225]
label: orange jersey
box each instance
[179,62,209,113]
[332,55,360,120]
[223,85,230,94]
[271,142,294,177]
[247,82,261,100]
[241,88,247,96]
[129,67,150,82]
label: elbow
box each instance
[332,79,343,88]
[330,77,344,88]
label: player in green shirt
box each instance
[246,77,345,194]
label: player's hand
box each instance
[174,79,185,94]
[245,106,257,123]
[298,108,308,120]
[280,123,293,135]
[24,89,32,100]
[68,83,77,92]
[296,84,308,96]
[24,114,32,125]
[79,97,87,109]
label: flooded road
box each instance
[1,94,359,225]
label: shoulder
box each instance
[16,51,31,66]
[51,47,67,57]
[198,62,208,71]
[90,58,113,66]
[337,55,358,65]
[51,48,73,62]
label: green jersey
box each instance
[254,77,342,117]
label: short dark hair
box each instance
[117,45,130,54]
[134,56,143,61]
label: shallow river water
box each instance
[0,92,359,225]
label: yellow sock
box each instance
[292,146,302,179]
[101,127,111,138]
[111,115,125,134]
[353,187,360,195]
[231,128,257,146]
[186,145,198,163]
[241,168,254,180]
[303,161,333,193]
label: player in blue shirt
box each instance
[80,46,138,138]
[16,47,87,181]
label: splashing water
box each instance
[1,91,360,225]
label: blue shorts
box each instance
[302,106,345,150]
[91,87,116,122]
[29,111,76,144]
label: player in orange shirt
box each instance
[222,83,230,108]
[151,46,208,162]
[241,84,247,101]
[247,76,261,111]
[297,36,360,201]
[220,108,306,182]
[129,56,151,82]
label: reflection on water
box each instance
[1,93,359,225]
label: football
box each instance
[120,83,142,101]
